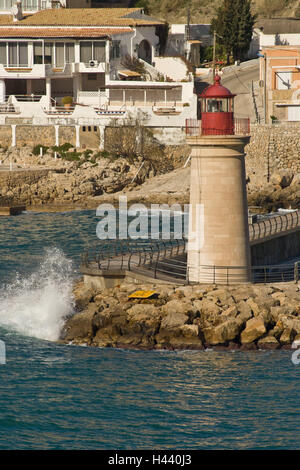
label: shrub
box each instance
[62,96,73,105]
[32,144,49,156]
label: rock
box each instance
[156,324,203,350]
[126,304,161,336]
[161,299,194,318]
[73,281,96,311]
[236,300,253,323]
[160,311,188,329]
[246,298,260,316]
[203,317,244,345]
[240,316,266,344]
[271,170,294,189]
[62,303,97,342]
[199,299,222,323]
[279,327,296,345]
[257,336,280,350]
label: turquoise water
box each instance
[0,210,299,449]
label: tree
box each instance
[211,0,256,63]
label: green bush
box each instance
[32,144,49,156]
[61,96,73,105]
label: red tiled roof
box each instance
[0,27,133,38]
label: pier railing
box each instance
[82,239,300,284]
[249,210,300,242]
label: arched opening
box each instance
[137,40,152,64]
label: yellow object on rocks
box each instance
[128,290,157,299]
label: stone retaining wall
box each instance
[246,124,300,183]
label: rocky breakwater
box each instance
[0,143,187,208]
[248,169,300,212]
[60,280,300,351]
[0,147,157,208]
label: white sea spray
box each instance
[0,247,75,341]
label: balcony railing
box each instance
[185,117,250,136]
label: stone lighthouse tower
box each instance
[186,74,251,284]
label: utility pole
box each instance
[212,31,216,78]
[264,53,267,124]
[257,51,267,123]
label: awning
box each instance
[118,69,142,78]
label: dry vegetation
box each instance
[143,0,300,22]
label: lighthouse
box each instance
[186,74,251,284]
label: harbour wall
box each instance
[245,123,300,181]
[251,229,300,265]
[0,124,186,149]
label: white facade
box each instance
[0,0,91,14]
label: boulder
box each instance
[279,327,296,345]
[240,316,266,344]
[161,299,195,318]
[62,303,97,341]
[160,311,188,329]
[236,300,253,323]
[271,170,294,189]
[126,304,161,336]
[203,317,244,345]
[155,324,202,350]
[257,336,280,350]
[73,281,96,311]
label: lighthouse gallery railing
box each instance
[185,118,250,136]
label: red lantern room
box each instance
[200,74,236,135]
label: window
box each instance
[0,43,6,66]
[19,43,28,66]
[34,42,43,64]
[94,41,105,62]
[80,42,92,63]
[110,41,120,60]
[44,42,53,65]
[6,42,28,67]
[65,43,75,63]
[55,42,64,67]
[87,73,97,80]
[276,71,292,90]
[80,41,106,63]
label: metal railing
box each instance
[82,239,187,282]
[82,239,300,284]
[187,263,300,284]
[12,94,43,102]
[185,117,250,136]
[249,210,300,242]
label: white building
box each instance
[256,18,300,47]
[0,1,91,14]
[0,6,197,145]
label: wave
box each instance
[0,247,75,341]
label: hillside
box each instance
[146,0,300,23]
[92,0,300,23]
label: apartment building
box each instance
[0,6,196,145]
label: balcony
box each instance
[45,63,73,77]
[0,64,46,79]
[185,118,250,136]
[75,62,107,74]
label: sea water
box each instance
[0,210,299,450]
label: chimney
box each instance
[12,1,23,22]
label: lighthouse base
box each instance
[186,134,251,285]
